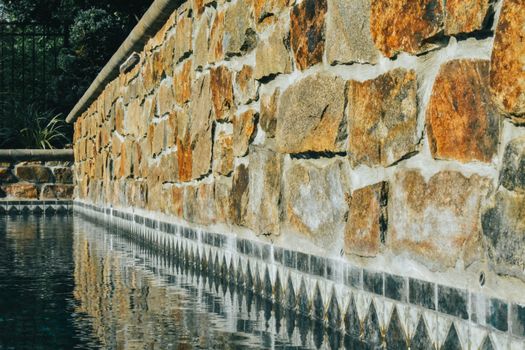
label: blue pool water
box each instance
[0,215,377,349]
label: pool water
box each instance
[0,215,378,350]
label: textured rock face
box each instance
[490,0,525,121]
[246,147,282,235]
[15,166,53,183]
[213,130,234,176]
[0,168,16,183]
[3,183,38,199]
[210,66,234,122]
[253,0,289,28]
[370,0,444,57]
[41,184,75,199]
[389,170,492,268]
[208,11,225,63]
[345,182,388,257]
[215,176,232,223]
[500,137,525,192]
[189,74,214,179]
[282,159,350,247]
[174,15,193,63]
[482,189,525,276]
[326,0,379,65]
[174,60,193,105]
[444,0,494,35]
[233,109,257,157]
[223,0,257,57]
[259,89,280,138]
[254,24,292,81]
[53,168,73,184]
[290,0,327,70]
[347,68,418,167]
[235,65,258,105]
[184,183,216,225]
[427,59,499,163]
[231,164,249,226]
[276,74,346,154]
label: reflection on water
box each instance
[0,215,377,349]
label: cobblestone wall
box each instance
[0,161,74,200]
[73,0,525,294]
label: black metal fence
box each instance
[0,22,68,118]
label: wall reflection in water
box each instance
[73,218,377,350]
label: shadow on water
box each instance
[0,214,383,349]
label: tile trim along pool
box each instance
[64,200,524,349]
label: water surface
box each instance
[0,215,375,349]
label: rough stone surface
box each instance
[194,11,211,70]
[345,182,388,257]
[157,79,175,116]
[254,24,292,81]
[347,68,418,167]
[427,59,499,163]
[253,0,289,28]
[233,109,257,157]
[276,73,346,154]
[210,66,235,122]
[215,176,232,223]
[246,147,282,236]
[208,11,225,64]
[223,0,257,57]
[183,182,216,225]
[174,15,193,63]
[282,159,350,247]
[3,183,38,199]
[259,88,280,138]
[482,189,525,277]
[15,166,54,184]
[41,184,75,199]
[389,170,492,269]
[235,65,259,105]
[174,59,193,105]
[490,0,525,121]
[326,0,380,65]
[53,168,74,184]
[500,137,525,193]
[444,0,494,35]
[231,164,249,226]
[190,74,214,179]
[213,130,234,176]
[290,0,326,70]
[370,0,444,58]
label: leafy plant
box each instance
[0,101,69,149]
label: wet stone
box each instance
[3,183,39,199]
[230,164,249,226]
[290,0,327,70]
[0,168,15,183]
[427,59,499,163]
[276,73,346,154]
[233,110,257,157]
[210,66,234,122]
[490,0,525,121]
[370,0,444,57]
[326,0,380,65]
[347,68,418,167]
[41,184,75,200]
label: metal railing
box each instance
[0,22,67,117]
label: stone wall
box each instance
[0,161,74,200]
[73,0,525,296]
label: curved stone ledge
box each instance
[0,149,74,162]
[75,201,525,348]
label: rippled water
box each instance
[0,215,377,350]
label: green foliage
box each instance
[0,0,152,149]
[0,101,70,149]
